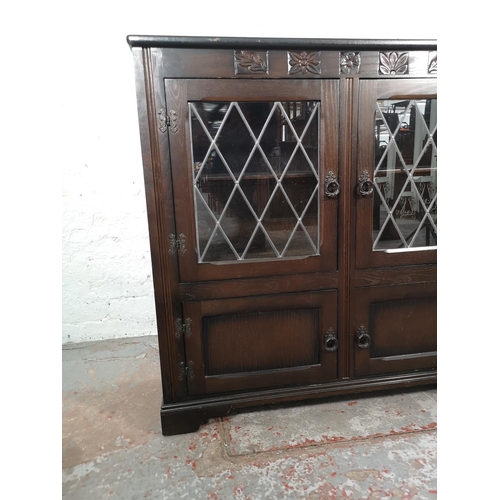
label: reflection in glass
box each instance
[373,99,437,250]
[190,101,320,263]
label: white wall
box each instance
[58,1,437,344]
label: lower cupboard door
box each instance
[353,283,437,377]
[182,291,338,396]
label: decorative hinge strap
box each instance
[158,109,178,134]
[168,234,187,255]
[178,360,195,381]
[175,318,192,339]
[186,360,195,380]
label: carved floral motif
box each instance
[340,52,360,74]
[379,52,409,75]
[288,51,321,75]
[428,52,437,74]
[234,51,268,73]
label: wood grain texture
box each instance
[354,264,437,287]
[203,308,319,375]
[179,271,338,302]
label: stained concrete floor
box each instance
[62,336,437,499]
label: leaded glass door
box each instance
[351,78,438,379]
[165,79,339,282]
[356,79,437,269]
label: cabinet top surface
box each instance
[126,35,437,51]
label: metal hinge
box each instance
[158,109,178,134]
[175,318,192,339]
[168,234,187,255]
[178,360,195,381]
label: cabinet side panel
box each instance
[131,47,183,403]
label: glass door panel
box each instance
[166,79,338,282]
[191,100,320,262]
[373,98,437,251]
[356,80,437,269]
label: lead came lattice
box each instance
[373,98,437,250]
[189,100,320,263]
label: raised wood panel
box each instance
[353,283,437,377]
[369,297,437,357]
[203,307,319,375]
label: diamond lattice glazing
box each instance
[190,101,320,263]
[373,99,437,250]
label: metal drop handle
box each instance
[325,171,340,199]
[358,170,374,197]
[355,325,371,349]
[325,328,338,352]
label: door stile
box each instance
[319,77,340,276]
[338,77,360,380]
[163,79,196,282]
[355,79,377,270]
[348,78,361,380]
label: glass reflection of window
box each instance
[189,101,320,263]
[373,99,437,251]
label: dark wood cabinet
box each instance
[127,36,437,435]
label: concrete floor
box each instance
[62,336,437,499]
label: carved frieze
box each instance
[229,50,437,78]
[379,52,409,75]
[224,48,435,78]
[234,50,268,74]
[288,51,321,75]
[340,52,361,74]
